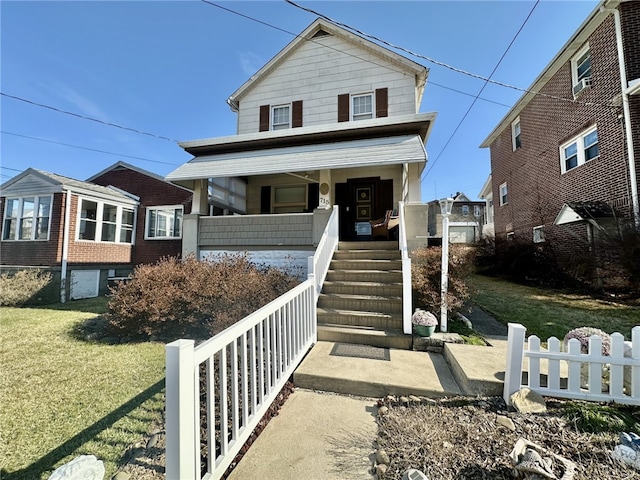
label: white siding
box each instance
[237,34,419,134]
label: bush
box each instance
[105,254,300,340]
[411,245,475,315]
[0,269,53,306]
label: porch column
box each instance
[182,214,200,259]
[192,179,209,215]
[318,169,331,209]
[403,163,422,203]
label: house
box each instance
[426,193,486,244]
[165,18,436,272]
[0,163,192,302]
[478,174,495,239]
[480,0,639,277]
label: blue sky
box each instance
[1,0,599,201]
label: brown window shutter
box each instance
[338,94,349,122]
[376,88,388,118]
[292,100,303,128]
[259,105,270,132]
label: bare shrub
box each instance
[105,254,300,340]
[411,245,475,315]
[0,269,53,306]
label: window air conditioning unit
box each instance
[573,77,592,96]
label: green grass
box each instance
[0,297,166,479]
[472,275,640,340]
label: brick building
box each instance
[1,163,192,302]
[480,0,639,280]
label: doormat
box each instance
[330,342,390,361]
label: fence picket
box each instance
[610,333,625,397]
[528,336,540,389]
[548,337,560,391]
[632,327,640,398]
[567,339,581,393]
[588,336,603,394]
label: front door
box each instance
[336,177,393,241]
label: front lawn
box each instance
[472,275,639,340]
[0,297,166,479]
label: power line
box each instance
[422,0,541,181]
[1,165,23,173]
[1,131,182,167]
[285,0,613,109]
[0,92,179,143]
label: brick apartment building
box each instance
[480,0,639,281]
[1,162,192,302]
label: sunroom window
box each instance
[2,195,52,241]
[146,206,183,239]
[78,198,135,243]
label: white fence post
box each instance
[166,339,198,480]
[504,323,527,405]
[632,326,640,399]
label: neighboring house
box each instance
[88,161,193,265]
[480,0,639,264]
[427,192,485,244]
[0,164,193,302]
[166,18,436,271]
[478,174,495,239]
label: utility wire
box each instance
[285,0,613,109]
[422,0,541,181]
[1,165,23,173]
[1,131,182,167]
[0,92,179,143]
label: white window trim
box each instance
[533,225,545,243]
[76,197,136,244]
[571,43,591,87]
[271,104,291,131]
[507,232,515,241]
[2,195,53,241]
[499,182,508,206]
[144,205,183,240]
[511,117,521,151]
[559,126,599,174]
[351,92,374,121]
[272,184,307,213]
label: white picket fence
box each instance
[504,323,640,406]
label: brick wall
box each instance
[90,167,193,265]
[489,13,633,262]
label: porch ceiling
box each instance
[166,135,426,187]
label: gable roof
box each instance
[86,161,192,192]
[480,0,619,148]
[227,18,428,111]
[554,201,615,225]
[1,168,139,204]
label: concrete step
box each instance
[333,250,401,260]
[321,280,403,296]
[325,269,403,283]
[317,325,411,350]
[317,307,403,330]
[339,241,398,251]
[318,293,402,314]
[294,341,463,398]
[330,259,402,271]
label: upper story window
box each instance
[560,126,599,174]
[272,104,290,130]
[461,205,469,216]
[2,195,52,241]
[499,182,508,206]
[352,93,373,121]
[145,206,183,239]
[78,198,134,244]
[474,205,482,217]
[511,117,521,150]
[572,44,592,96]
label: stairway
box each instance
[316,241,412,350]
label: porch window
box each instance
[273,185,306,213]
[352,93,373,121]
[146,206,183,239]
[78,198,135,243]
[2,195,52,241]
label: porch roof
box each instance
[166,135,426,189]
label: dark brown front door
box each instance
[336,177,393,241]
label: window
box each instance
[474,205,481,217]
[571,44,592,95]
[499,183,508,206]
[352,93,373,121]
[3,196,52,241]
[507,232,515,241]
[78,198,135,243]
[273,185,306,213]
[271,104,290,130]
[560,126,599,173]
[511,117,521,150]
[146,206,183,239]
[461,205,469,216]
[533,225,545,243]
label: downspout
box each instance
[610,5,640,225]
[60,188,72,303]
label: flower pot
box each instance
[413,325,436,337]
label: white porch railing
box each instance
[166,280,317,479]
[504,323,640,406]
[398,201,412,334]
[307,205,339,298]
